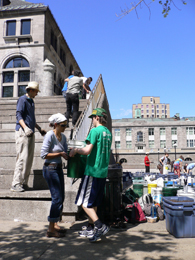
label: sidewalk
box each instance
[0,219,194,260]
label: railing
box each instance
[72,74,110,141]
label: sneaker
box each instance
[10,184,24,192]
[89,224,110,242]
[78,229,94,238]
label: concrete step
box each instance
[0,174,81,222]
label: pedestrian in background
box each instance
[41,113,68,238]
[11,82,46,192]
[144,152,150,173]
[65,70,83,127]
[173,155,184,177]
[69,108,112,242]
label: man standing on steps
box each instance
[11,82,46,192]
[69,108,112,242]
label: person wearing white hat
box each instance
[41,113,68,238]
[11,82,46,192]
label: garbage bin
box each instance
[98,165,123,223]
[67,140,87,178]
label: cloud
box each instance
[116,108,132,118]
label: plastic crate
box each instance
[163,196,195,238]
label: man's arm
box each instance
[35,123,46,136]
[69,143,93,157]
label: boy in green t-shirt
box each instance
[69,108,112,242]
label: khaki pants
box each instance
[12,128,35,186]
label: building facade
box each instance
[132,96,170,119]
[0,0,81,97]
[112,117,195,171]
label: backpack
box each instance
[138,193,153,210]
[124,202,146,224]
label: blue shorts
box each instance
[75,175,106,208]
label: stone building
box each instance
[0,0,81,97]
[112,117,195,172]
[132,96,170,119]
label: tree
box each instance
[116,0,187,19]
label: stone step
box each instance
[0,173,81,222]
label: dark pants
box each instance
[145,166,150,173]
[66,93,79,126]
[43,165,65,222]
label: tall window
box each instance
[137,131,143,142]
[60,48,66,65]
[115,141,120,149]
[171,128,177,135]
[126,128,131,136]
[160,128,166,135]
[126,141,132,149]
[115,129,120,136]
[2,57,30,97]
[21,19,31,35]
[51,30,57,52]
[149,140,154,148]
[160,140,166,148]
[6,20,16,36]
[148,128,154,136]
[187,140,194,148]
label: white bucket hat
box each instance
[26,81,40,92]
[48,113,67,125]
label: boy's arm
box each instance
[69,143,93,157]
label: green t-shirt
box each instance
[84,125,112,178]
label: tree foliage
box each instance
[116,0,187,19]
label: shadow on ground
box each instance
[0,220,180,260]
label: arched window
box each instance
[137,131,143,142]
[2,57,30,97]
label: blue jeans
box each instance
[43,165,65,222]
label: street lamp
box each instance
[173,141,177,160]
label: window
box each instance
[146,105,148,108]
[18,85,27,97]
[152,105,154,108]
[2,57,30,98]
[6,20,16,36]
[141,110,144,114]
[147,115,149,118]
[148,128,154,136]
[162,105,164,109]
[5,57,29,68]
[149,140,154,148]
[157,115,159,118]
[137,131,143,142]
[115,141,120,149]
[115,129,120,136]
[3,86,13,97]
[147,110,149,113]
[3,71,14,83]
[160,140,166,148]
[126,141,132,149]
[60,48,66,65]
[157,105,159,108]
[157,110,159,114]
[152,109,154,113]
[160,128,166,135]
[21,19,31,35]
[162,110,164,114]
[141,105,143,108]
[126,129,131,136]
[51,30,57,52]
[150,97,153,103]
[171,128,177,135]
[187,140,195,148]
[18,71,30,82]
[186,127,195,135]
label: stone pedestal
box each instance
[42,59,55,96]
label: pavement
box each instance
[0,218,195,260]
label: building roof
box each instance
[0,0,46,11]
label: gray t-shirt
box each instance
[66,76,83,94]
[41,130,67,164]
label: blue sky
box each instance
[31,0,195,119]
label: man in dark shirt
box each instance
[11,82,46,192]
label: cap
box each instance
[146,152,149,155]
[48,113,67,125]
[89,108,107,118]
[26,81,40,92]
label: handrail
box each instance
[72,74,107,141]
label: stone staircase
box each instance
[0,96,88,222]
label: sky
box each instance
[31,0,195,119]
